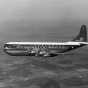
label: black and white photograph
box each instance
[0,0,88,88]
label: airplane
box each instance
[3,25,88,57]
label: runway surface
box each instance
[0,44,88,88]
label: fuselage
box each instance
[3,41,85,56]
[3,25,87,56]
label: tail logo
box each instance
[72,25,87,42]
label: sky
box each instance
[0,0,88,41]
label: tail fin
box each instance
[72,25,87,42]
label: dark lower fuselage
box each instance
[4,44,84,56]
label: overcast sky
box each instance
[0,0,88,41]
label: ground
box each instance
[0,45,88,88]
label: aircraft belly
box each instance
[4,49,29,56]
[48,48,66,53]
[7,50,26,53]
[4,46,72,56]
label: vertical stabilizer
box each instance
[72,25,87,42]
